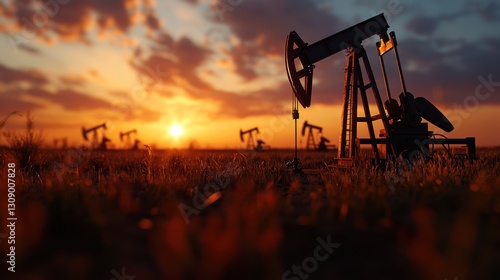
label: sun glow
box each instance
[169,124,184,139]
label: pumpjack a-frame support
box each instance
[338,47,392,164]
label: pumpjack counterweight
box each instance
[285,13,476,167]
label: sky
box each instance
[0,0,499,149]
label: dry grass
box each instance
[0,148,499,280]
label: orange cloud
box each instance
[1,0,163,44]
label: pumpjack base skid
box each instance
[328,122,476,169]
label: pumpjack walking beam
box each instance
[285,13,390,108]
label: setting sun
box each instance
[169,124,184,139]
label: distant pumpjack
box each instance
[302,121,324,150]
[82,123,109,149]
[240,127,260,150]
[120,129,137,149]
[132,139,141,150]
[53,138,67,150]
[99,136,111,151]
[256,140,266,152]
[318,137,330,152]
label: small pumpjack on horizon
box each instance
[240,127,266,151]
[82,122,110,151]
[285,13,475,171]
[120,129,141,150]
[302,121,335,151]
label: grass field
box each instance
[1,147,499,280]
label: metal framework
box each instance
[120,129,137,148]
[285,13,476,168]
[240,127,260,150]
[302,121,322,150]
[82,123,110,150]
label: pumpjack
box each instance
[120,129,138,149]
[120,129,137,142]
[132,139,141,150]
[318,137,331,152]
[100,136,111,151]
[285,13,475,169]
[302,121,332,151]
[256,140,266,152]
[240,127,263,150]
[82,123,110,150]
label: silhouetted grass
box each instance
[3,112,44,175]
[0,149,499,280]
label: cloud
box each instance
[471,1,500,22]
[213,85,291,118]
[129,0,349,118]
[0,94,42,116]
[0,63,48,86]
[208,0,344,81]
[130,28,295,118]
[131,30,212,93]
[405,16,439,35]
[144,10,162,31]
[17,43,41,54]
[0,61,163,123]
[87,69,105,82]
[26,88,110,111]
[108,90,164,122]
[91,1,134,32]
[1,0,162,43]
[59,74,86,86]
[397,36,500,105]
[124,105,163,123]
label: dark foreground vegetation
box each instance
[1,146,499,280]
